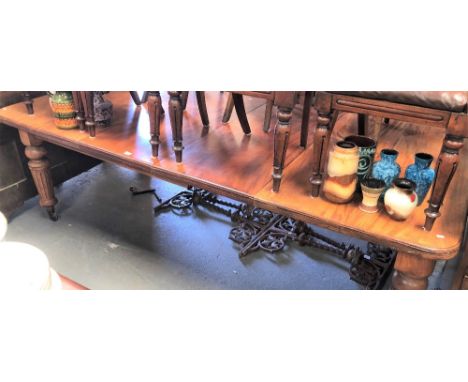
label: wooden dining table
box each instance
[0,91,466,290]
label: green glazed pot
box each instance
[48,91,78,129]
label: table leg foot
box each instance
[392,251,435,290]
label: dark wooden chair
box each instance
[310,91,468,231]
[146,91,209,162]
[71,91,143,138]
[220,92,299,192]
[222,91,313,148]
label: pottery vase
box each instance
[48,91,78,129]
[384,178,418,221]
[344,135,377,182]
[371,149,401,190]
[404,153,435,206]
[322,141,360,204]
[93,91,113,127]
[360,178,386,213]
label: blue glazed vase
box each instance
[404,153,435,206]
[371,149,401,190]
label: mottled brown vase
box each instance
[384,178,418,221]
[322,141,359,204]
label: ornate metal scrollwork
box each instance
[132,186,396,289]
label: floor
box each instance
[4,163,461,290]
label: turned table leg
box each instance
[424,114,465,230]
[310,93,335,197]
[147,91,163,157]
[19,131,58,221]
[272,106,292,192]
[23,92,34,114]
[168,91,184,162]
[222,92,234,123]
[196,91,210,129]
[392,251,435,290]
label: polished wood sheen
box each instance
[392,251,435,290]
[312,92,468,232]
[18,130,58,219]
[0,92,466,265]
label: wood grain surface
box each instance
[0,92,466,259]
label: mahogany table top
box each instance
[0,92,466,259]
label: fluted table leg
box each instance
[392,252,435,290]
[19,131,58,221]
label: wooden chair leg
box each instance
[168,91,184,162]
[80,91,96,137]
[300,91,312,147]
[180,91,189,111]
[357,114,366,135]
[23,92,34,114]
[424,114,465,230]
[263,100,274,133]
[310,93,336,197]
[71,91,85,130]
[272,106,292,192]
[222,93,235,123]
[392,251,435,290]
[232,93,251,135]
[18,131,58,221]
[147,91,163,157]
[195,91,210,128]
[129,91,142,106]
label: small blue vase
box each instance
[371,149,401,190]
[404,153,435,206]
